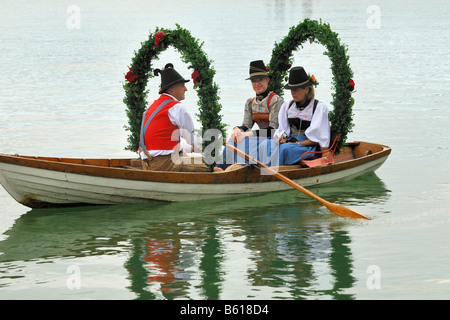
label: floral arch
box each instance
[268,19,356,150]
[123,24,225,153]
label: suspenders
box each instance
[288,99,318,114]
[287,99,319,133]
[251,92,277,111]
[139,98,174,154]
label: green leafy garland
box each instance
[124,20,355,163]
[268,19,356,151]
[123,24,226,163]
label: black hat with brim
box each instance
[246,60,270,80]
[284,66,313,90]
[155,63,190,94]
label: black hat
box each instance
[246,60,270,80]
[284,66,313,90]
[154,63,189,94]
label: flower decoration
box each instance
[125,67,138,83]
[349,79,355,92]
[191,70,200,87]
[309,74,319,87]
[154,32,165,47]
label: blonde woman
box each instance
[270,66,330,166]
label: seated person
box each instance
[139,63,208,172]
[217,60,283,170]
[269,66,330,166]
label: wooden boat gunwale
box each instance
[0,141,390,184]
[0,141,391,208]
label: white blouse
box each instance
[274,99,331,148]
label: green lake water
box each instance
[1,0,450,302]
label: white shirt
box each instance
[140,94,202,159]
[274,99,331,148]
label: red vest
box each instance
[142,95,179,151]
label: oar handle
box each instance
[225,142,321,199]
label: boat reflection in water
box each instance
[0,173,390,300]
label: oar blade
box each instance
[224,142,371,220]
[325,202,370,220]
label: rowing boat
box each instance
[0,141,390,208]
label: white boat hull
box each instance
[0,153,389,206]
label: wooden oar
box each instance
[225,142,370,220]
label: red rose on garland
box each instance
[191,70,200,87]
[154,32,165,47]
[125,67,138,82]
[349,79,355,91]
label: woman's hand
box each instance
[277,135,287,144]
[236,131,253,144]
[230,127,242,144]
[231,127,253,144]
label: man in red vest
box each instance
[140,63,208,172]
